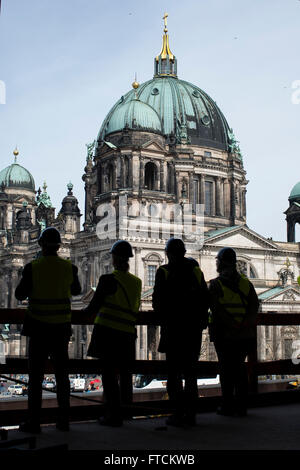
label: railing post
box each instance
[248,328,258,395]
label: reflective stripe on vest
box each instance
[217,275,250,323]
[161,265,203,284]
[95,270,142,334]
[28,256,73,324]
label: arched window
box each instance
[145,162,157,190]
[237,259,257,279]
[147,265,157,286]
[143,253,163,287]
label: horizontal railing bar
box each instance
[2,357,300,377]
[1,358,217,375]
[1,309,300,325]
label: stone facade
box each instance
[1,24,300,367]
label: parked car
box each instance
[42,381,56,391]
[7,384,24,395]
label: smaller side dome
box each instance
[0,149,35,192]
[102,99,162,138]
[0,163,35,192]
[289,182,300,201]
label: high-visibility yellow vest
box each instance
[161,265,203,284]
[28,256,73,324]
[95,270,142,335]
[217,275,250,323]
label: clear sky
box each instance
[0,0,299,242]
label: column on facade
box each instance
[9,270,19,308]
[200,174,205,207]
[242,188,247,219]
[211,179,216,216]
[119,155,124,188]
[94,255,100,283]
[131,153,140,191]
[229,178,236,224]
[193,177,199,210]
[167,163,173,194]
[216,176,222,216]
[188,173,193,205]
[160,160,165,192]
[140,157,145,189]
[136,325,148,361]
[219,178,225,216]
[117,153,124,189]
[163,160,168,192]
[175,170,180,199]
[7,205,13,230]
[127,155,133,188]
[155,161,160,191]
[90,255,96,288]
[223,178,230,218]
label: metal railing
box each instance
[1,309,300,425]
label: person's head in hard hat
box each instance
[216,247,237,274]
[38,227,61,256]
[165,238,186,264]
[110,240,134,272]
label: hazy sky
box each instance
[0,0,299,242]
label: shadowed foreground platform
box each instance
[2,402,300,454]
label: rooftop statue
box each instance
[86,140,96,161]
[36,181,53,209]
[227,128,243,160]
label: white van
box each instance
[7,384,24,395]
[72,378,85,392]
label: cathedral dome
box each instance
[99,77,230,150]
[97,22,231,151]
[289,182,300,201]
[100,98,162,138]
[0,150,35,192]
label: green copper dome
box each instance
[289,182,300,201]
[96,18,241,154]
[0,162,35,192]
[102,99,162,136]
[98,76,230,150]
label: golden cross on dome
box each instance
[163,12,168,33]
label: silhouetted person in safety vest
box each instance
[152,238,209,427]
[15,227,81,433]
[208,247,259,417]
[85,240,142,427]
